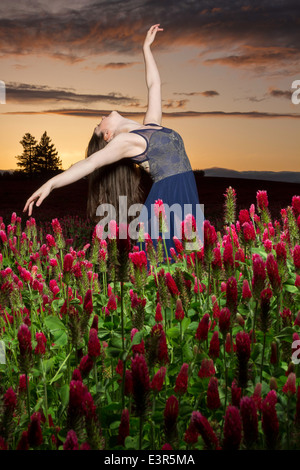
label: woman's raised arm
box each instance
[23,132,143,216]
[143,24,163,126]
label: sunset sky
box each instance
[0,0,299,173]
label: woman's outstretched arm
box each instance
[143,24,163,126]
[23,132,143,216]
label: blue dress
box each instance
[130,124,204,255]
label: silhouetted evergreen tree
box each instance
[15,133,38,177]
[15,131,62,176]
[35,131,62,173]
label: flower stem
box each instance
[120,281,125,351]
[94,362,98,391]
[223,339,228,412]
[162,234,170,270]
[139,416,143,450]
[260,332,266,383]
[195,254,201,307]
[25,372,30,420]
[111,359,114,400]
[286,397,290,450]
[49,351,71,385]
[207,263,211,311]
[151,395,156,449]
[251,300,258,351]
[41,358,49,427]
[121,359,126,410]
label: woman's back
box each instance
[130,125,192,183]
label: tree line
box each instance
[15,132,63,177]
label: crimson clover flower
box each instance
[240,396,258,448]
[252,254,266,300]
[63,430,79,450]
[223,406,242,450]
[198,358,215,379]
[34,332,47,356]
[175,298,184,321]
[118,408,130,446]
[282,372,296,397]
[164,395,179,446]
[88,328,101,359]
[218,307,231,336]
[208,331,220,359]
[131,354,150,417]
[150,367,167,393]
[27,412,43,448]
[261,390,279,449]
[195,313,210,342]
[174,363,189,395]
[207,377,221,410]
[191,411,220,450]
[17,324,32,374]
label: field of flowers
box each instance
[0,187,300,451]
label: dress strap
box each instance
[129,130,149,161]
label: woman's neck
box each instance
[115,117,144,135]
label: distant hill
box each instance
[2,168,300,183]
[204,167,300,184]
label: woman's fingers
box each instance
[23,195,35,213]
[23,183,51,215]
[144,24,163,46]
[23,190,42,214]
[28,201,35,217]
[149,24,163,34]
[23,196,37,215]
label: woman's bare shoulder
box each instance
[103,132,147,159]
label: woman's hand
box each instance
[23,181,52,216]
[143,24,163,48]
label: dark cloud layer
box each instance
[5,82,139,105]
[269,88,294,100]
[243,88,294,102]
[174,91,220,98]
[0,0,299,73]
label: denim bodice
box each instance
[129,126,192,183]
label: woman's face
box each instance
[94,111,120,138]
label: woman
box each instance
[23,24,203,253]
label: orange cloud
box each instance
[163,99,188,109]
